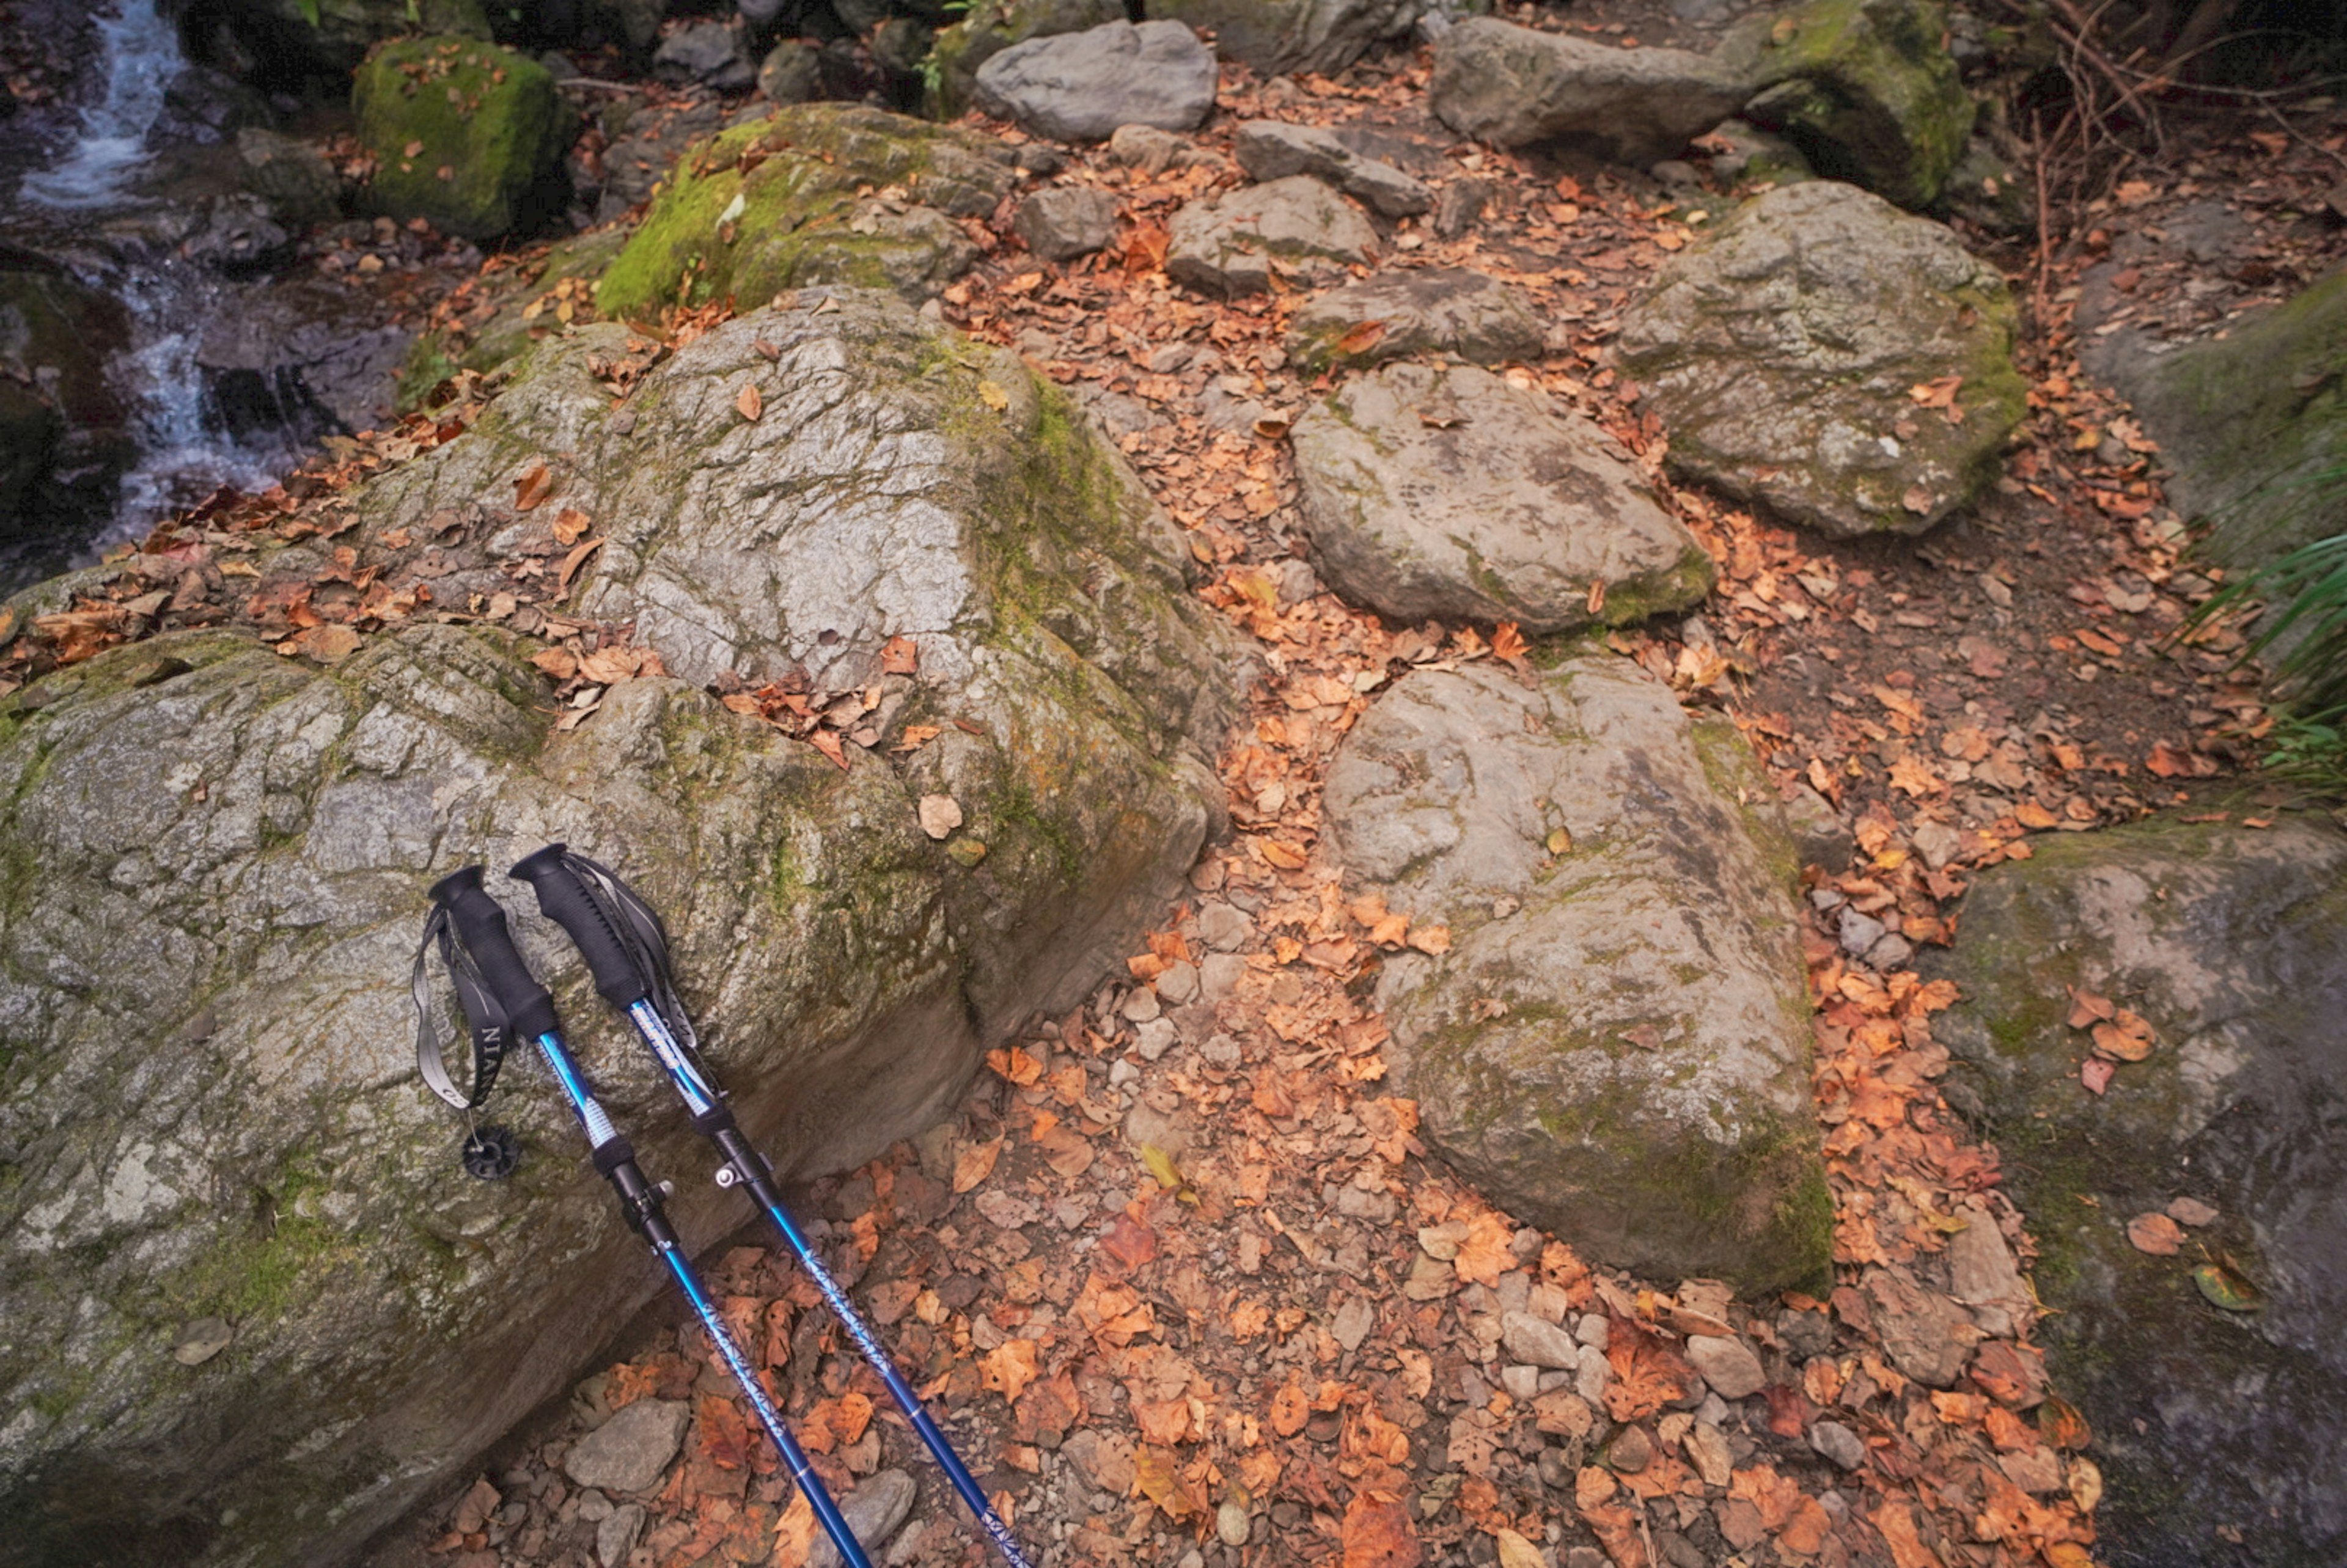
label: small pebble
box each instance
[1810,1420,1867,1471]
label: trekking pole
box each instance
[417,867,873,1568]
[509,845,1037,1568]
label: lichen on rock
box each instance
[1324,656,1831,1293]
[1616,180,2026,539]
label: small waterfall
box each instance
[20,0,182,212]
[4,0,316,573]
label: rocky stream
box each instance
[2,4,2344,1568]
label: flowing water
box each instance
[3,0,306,586]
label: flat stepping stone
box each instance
[1291,361,1712,633]
[1165,176,1377,298]
[1430,16,1751,164]
[1233,120,1432,218]
[1287,267,1543,375]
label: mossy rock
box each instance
[1926,813,2347,1567]
[2106,270,2347,570]
[395,228,630,411]
[1325,656,1829,1295]
[594,104,1019,320]
[0,291,1240,1567]
[1617,180,2026,540]
[354,35,562,240]
[1733,0,1974,210]
[926,0,1123,120]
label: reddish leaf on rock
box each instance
[2080,1057,2115,1095]
[2126,1212,2185,1255]
[513,463,552,511]
[696,1393,752,1471]
[2038,1396,2092,1451]
[806,726,849,770]
[1340,1497,1422,1568]
[557,537,604,592]
[736,380,763,422]
[1578,1502,1647,1568]
[1762,1382,1812,1438]
[880,634,918,675]
[2065,987,2115,1029]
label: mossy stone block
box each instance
[354,35,560,240]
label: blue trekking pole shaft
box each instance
[427,870,872,1568]
[510,848,1035,1568]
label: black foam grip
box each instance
[428,867,559,1042]
[510,844,650,1008]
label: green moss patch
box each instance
[354,35,560,241]
[595,104,1016,321]
[1743,0,1975,209]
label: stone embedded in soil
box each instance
[1502,1310,1582,1370]
[1615,180,2027,540]
[564,1400,691,1496]
[1291,361,1713,633]
[653,21,750,89]
[972,20,1218,142]
[1683,1334,1767,1400]
[1925,812,2347,1566]
[1286,268,1544,376]
[1165,176,1379,298]
[1323,656,1831,1292]
[1809,1420,1867,1471]
[1430,16,1752,164]
[806,1470,918,1568]
[597,1501,646,1567]
[1014,185,1121,262]
[1862,1270,1980,1388]
[1233,120,1432,218]
[2090,268,2347,570]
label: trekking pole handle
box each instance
[428,867,559,1041]
[510,844,651,1008]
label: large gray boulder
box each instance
[1926,815,2347,1568]
[1146,0,1422,78]
[1287,267,1543,375]
[2088,271,2347,569]
[1326,657,1830,1292]
[1430,17,1751,164]
[0,292,1241,1568]
[1293,362,1712,632]
[927,0,1126,119]
[972,20,1219,142]
[1615,180,2026,539]
[1164,175,1377,297]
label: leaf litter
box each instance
[45,29,2340,1568]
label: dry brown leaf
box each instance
[736,380,763,422]
[951,1136,1003,1193]
[2126,1212,2185,1256]
[880,634,917,675]
[980,1339,1038,1403]
[513,463,552,511]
